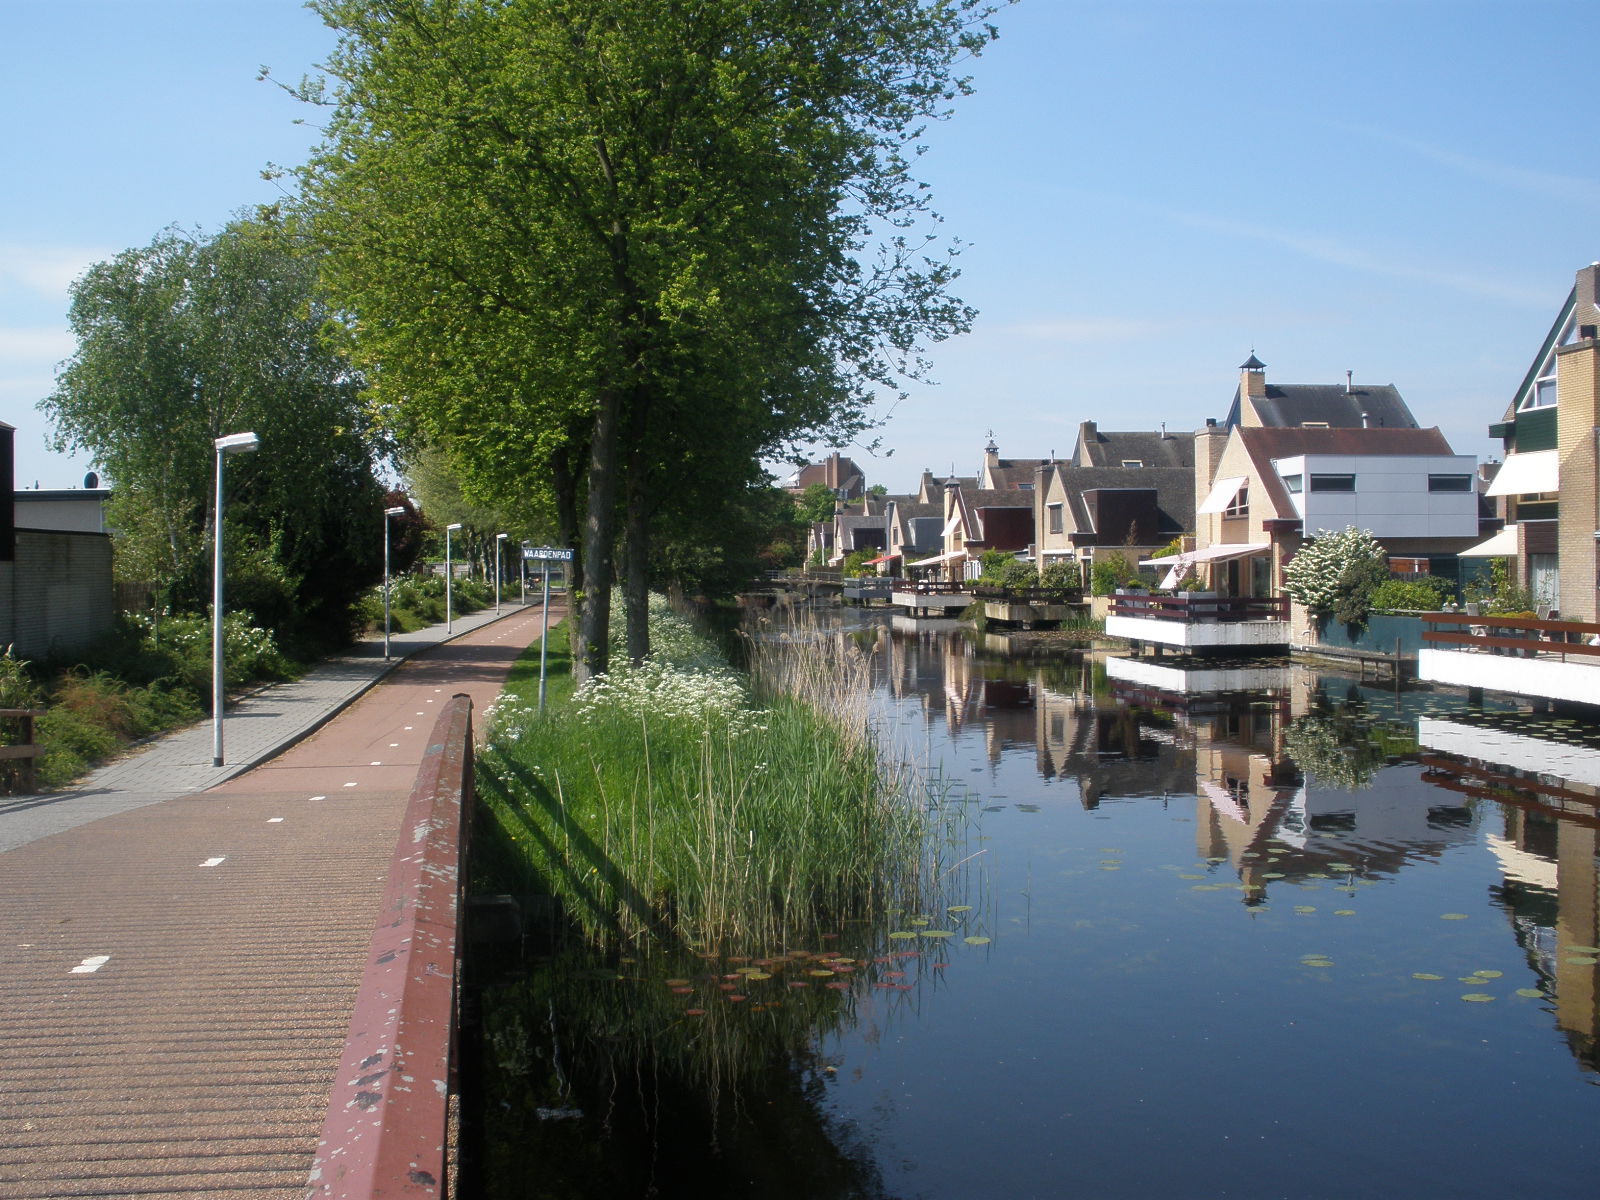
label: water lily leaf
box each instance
[1178,874,1205,880]
[808,969,835,978]
[1460,993,1495,1002]
[909,917,931,927]
[1567,945,1600,954]
[1412,973,1444,980]
[1475,970,1503,979]
[947,905,973,913]
[746,971,772,981]
[1263,872,1286,880]
[919,930,955,938]
[964,936,992,945]
[1516,988,1543,999]
[1440,913,1469,920]
[1563,956,1599,967]
[888,931,916,940]
[1334,910,1356,916]
[1293,905,1317,914]
[1099,865,1121,871]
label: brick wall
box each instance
[1556,315,1600,621]
[0,529,114,660]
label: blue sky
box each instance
[5,0,1595,495]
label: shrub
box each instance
[1370,577,1451,612]
[1089,552,1143,596]
[1284,527,1387,627]
[1038,560,1081,593]
[1465,558,1538,615]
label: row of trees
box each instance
[40,0,1002,669]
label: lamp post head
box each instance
[214,431,260,454]
[384,506,405,517]
[496,532,508,540]
[446,522,463,531]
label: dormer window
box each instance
[1301,421,1329,429]
[1121,459,1143,468]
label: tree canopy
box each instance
[40,217,388,647]
[296,0,1001,677]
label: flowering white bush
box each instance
[1283,526,1387,623]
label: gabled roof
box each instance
[983,458,1050,490]
[1073,430,1193,470]
[1045,463,1194,541]
[1225,383,1418,430]
[1502,278,1580,422]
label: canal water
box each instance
[470,611,1600,1199]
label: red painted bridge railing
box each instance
[306,694,474,1199]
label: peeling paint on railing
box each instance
[306,694,473,1199]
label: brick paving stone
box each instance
[0,601,565,1200]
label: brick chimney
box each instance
[1239,353,1267,425]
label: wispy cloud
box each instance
[0,244,108,300]
[1339,122,1600,208]
[1003,316,1158,343]
[0,327,74,364]
[1174,211,1548,307]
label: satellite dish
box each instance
[84,471,100,489]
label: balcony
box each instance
[1418,613,1600,707]
[890,578,974,614]
[971,583,1086,627]
[1103,592,1290,651]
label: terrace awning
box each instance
[1485,450,1558,497]
[1459,525,1518,557]
[1139,542,1269,589]
[907,549,966,568]
[1196,476,1247,515]
[863,552,900,565]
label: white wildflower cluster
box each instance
[604,591,727,672]
[575,658,761,732]
[485,693,541,745]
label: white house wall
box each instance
[1271,454,1478,538]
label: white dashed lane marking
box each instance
[309,795,327,801]
[71,955,110,975]
[268,817,284,824]
[200,857,226,868]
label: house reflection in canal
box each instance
[1418,712,1600,1073]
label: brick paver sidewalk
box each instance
[0,601,564,1199]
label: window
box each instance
[1047,503,1063,535]
[1309,474,1355,492]
[1301,421,1329,429]
[1282,474,1303,494]
[1121,459,1143,468]
[1428,474,1472,492]
[1224,485,1248,518]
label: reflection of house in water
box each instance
[1418,714,1600,1072]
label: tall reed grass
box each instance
[478,597,933,953]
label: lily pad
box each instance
[1412,973,1444,980]
[1475,970,1503,979]
[1516,988,1543,999]
[888,931,917,940]
[1440,913,1469,920]
[947,905,973,913]
[964,935,992,945]
[1567,945,1600,954]
[1334,910,1357,917]
[1460,993,1496,1003]
[1178,874,1205,880]
[919,930,955,939]
[1293,905,1317,914]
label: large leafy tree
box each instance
[40,217,388,647]
[294,0,1000,680]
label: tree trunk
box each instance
[623,455,650,666]
[575,384,623,684]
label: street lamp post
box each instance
[212,431,260,768]
[495,532,508,613]
[384,505,405,658]
[445,522,462,634]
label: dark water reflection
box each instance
[469,612,1600,1198]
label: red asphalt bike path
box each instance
[0,604,563,1200]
